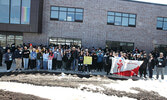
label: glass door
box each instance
[0,34,6,47]
[7,35,15,46]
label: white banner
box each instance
[110,57,143,77]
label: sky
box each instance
[133,0,167,5]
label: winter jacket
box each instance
[37,52,43,60]
[148,58,155,69]
[13,49,22,59]
[43,53,49,61]
[5,52,13,62]
[30,51,37,60]
[22,50,30,58]
[97,54,103,63]
[156,57,166,68]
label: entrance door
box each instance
[0,34,6,47]
[7,35,15,46]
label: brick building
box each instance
[0,0,167,52]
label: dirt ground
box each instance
[0,90,49,100]
[0,71,167,100]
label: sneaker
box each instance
[7,70,10,72]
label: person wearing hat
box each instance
[13,46,23,71]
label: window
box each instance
[0,0,10,23]
[106,41,134,51]
[107,11,136,27]
[0,33,23,47]
[49,37,82,47]
[50,6,83,22]
[10,0,21,24]
[0,0,31,24]
[157,17,167,31]
[21,0,31,24]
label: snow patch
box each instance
[0,82,135,100]
[104,75,167,98]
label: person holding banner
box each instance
[84,51,92,73]
[139,54,148,78]
[106,52,114,75]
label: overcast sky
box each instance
[133,0,167,5]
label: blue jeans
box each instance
[43,61,48,70]
[72,59,78,71]
[37,59,42,70]
[23,58,29,69]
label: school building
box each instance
[0,0,167,52]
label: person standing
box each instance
[71,47,78,71]
[0,46,3,66]
[48,50,54,70]
[92,52,98,71]
[43,50,49,70]
[139,54,148,78]
[156,52,166,80]
[37,49,43,70]
[148,55,155,79]
[52,47,57,70]
[57,49,63,70]
[97,51,103,72]
[14,46,23,71]
[22,46,30,70]
[106,52,114,75]
[5,49,13,72]
[30,48,37,69]
[78,51,84,72]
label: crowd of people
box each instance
[1,43,166,80]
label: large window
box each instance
[107,11,136,27]
[0,0,10,23]
[49,37,82,47]
[50,6,84,22]
[106,41,134,51]
[157,17,167,31]
[21,0,31,24]
[0,0,31,24]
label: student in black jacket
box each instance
[14,46,23,71]
[139,54,148,78]
[148,55,155,79]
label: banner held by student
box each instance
[110,57,143,77]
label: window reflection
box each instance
[21,0,31,24]
[50,6,83,22]
[0,0,31,24]
[10,0,21,24]
[107,11,136,27]
[0,0,9,23]
[157,17,167,31]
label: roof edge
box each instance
[121,0,167,6]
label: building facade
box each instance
[0,0,167,52]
